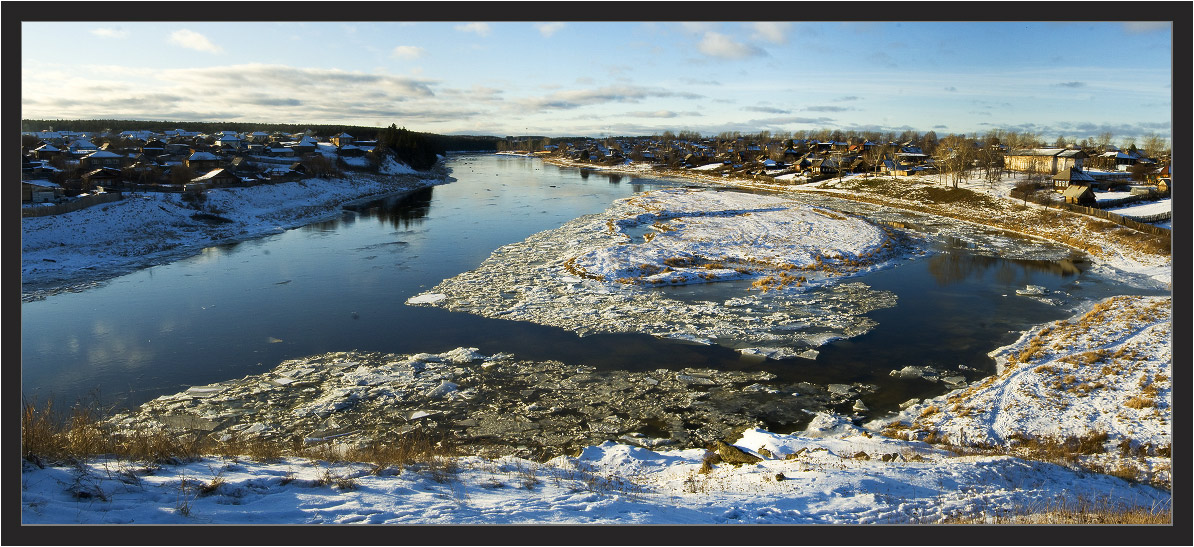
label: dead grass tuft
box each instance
[1124,396,1155,409]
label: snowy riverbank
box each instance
[20,162,452,300]
[22,300,1173,525]
[541,156,1172,291]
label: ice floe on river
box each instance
[408,188,908,358]
[106,346,863,460]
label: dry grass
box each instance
[940,497,1171,524]
[21,397,459,474]
[1124,395,1156,409]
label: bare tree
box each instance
[1095,132,1114,151]
[1140,133,1169,159]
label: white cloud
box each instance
[1122,22,1170,34]
[455,22,491,37]
[750,22,791,45]
[519,85,703,110]
[535,22,565,37]
[169,29,223,54]
[90,27,128,39]
[391,45,425,60]
[698,32,764,60]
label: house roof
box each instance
[85,150,122,158]
[191,168,233,181]
[1007,148,1065,156]
[83,167,121,178]
[1053,167,1096,182]
[1062,184,1094,198]
[189,151,220,161]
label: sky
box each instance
[20,17,1175,142]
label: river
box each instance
[20,153,1164,417]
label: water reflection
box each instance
[321,187,435,231]
[926,249,1085,287]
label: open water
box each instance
[20,154,1165,418]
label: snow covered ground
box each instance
[1106,198,1172,218]
[22,405,1171,524]
[20,294,1172,525]
[873,295,1172,488]
[791,172,1172,289]
[21,164,449,298]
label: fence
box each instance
[21,192,123,218]
[1010,186,1171,235]
[1053,202,1172,235]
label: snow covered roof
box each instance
[84,150,122,158]
[34,143,61,152]
[1007,148,1065,157]
[1053,167,1096,182]
[191,168,232,181]
[188,151,220,161]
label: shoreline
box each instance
[539,155,1172,290]
[20,165,453,301]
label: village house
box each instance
[185,150,223,171]
[215,133,246,152]
[1061,183,1096,206]
[1004,148,1086,175]
[267,142,297,158]
[80,150,125,170]
[22,179,64,203]
[1051,166,1097,191]
[141,139,167,158]
[67,138,99,157]
[189,167,241,188]
[32,142,64,161]
[81,167,123,192]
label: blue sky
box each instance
[21,20,1173,142]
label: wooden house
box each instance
[68,139,99,157]
[141,139,167,157]
[1055,149,1087,171]
[1051,167,1096,191]
[1005,148,1061,174]
[32,143,64,161]
[82,167,123,191]
[186,151,222,171]
[190,168,241,187]
[1061,183,1096,206]
[22,180,64,203]
[80,150,125,170]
